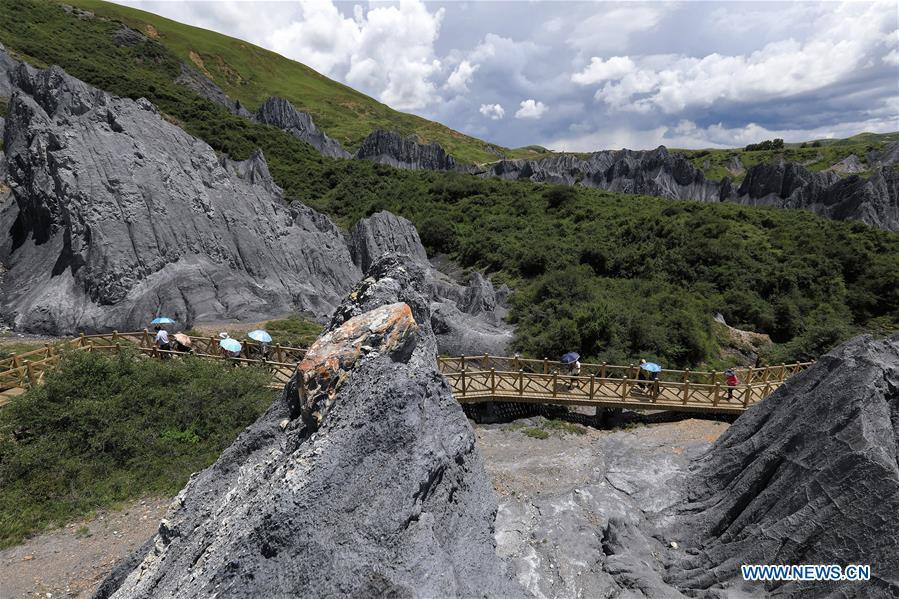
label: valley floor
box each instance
[0,417,726,598]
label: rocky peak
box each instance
[96,254,523,598]
[255,96,350,159]
[348,210,429,271]
[173,62,253,119]
[355,129,458,171]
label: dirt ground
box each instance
[0,498,170,599]
[0,417,727,598]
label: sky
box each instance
[114,0,899,151]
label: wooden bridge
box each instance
[0,332,812,414]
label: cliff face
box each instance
[354,129,459,171]
[481,146,899,231]
[665,332,899,597]
[95,254,524,599]
[0,60,359,334]
[254,96,350,159]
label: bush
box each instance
[0,350,274,547]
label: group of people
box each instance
[152,326,269,361]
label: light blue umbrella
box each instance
[151,317,176,325]
[641,362,662,373]
[219,338,242,353]
[248,330,272,343]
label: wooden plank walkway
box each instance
[0,334,812,415]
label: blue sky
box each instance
[116,1,899,151]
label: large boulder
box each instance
[255,96,350,159]
[1,61,359,333]
[666,332,899,597]
[95,254,524,598]
[348,210,429,272]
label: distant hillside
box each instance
[676,132,899,182]
[61,0,544,164]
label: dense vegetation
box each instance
[0,350,273,548]
[744,139,785,152]
[2,0,898,370]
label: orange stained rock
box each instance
[297,302,419,425]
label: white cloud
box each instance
[445,60,479,93]
[571,56,635,85]
[479,103,505,120]
[585,2,897,114]
[563,5,671,55]
[884,49,899,66]
[268,1,359,75]
[515,99,548,119]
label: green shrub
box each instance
[0,349,274,548]
[264,315,323,348]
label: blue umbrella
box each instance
[560,352,580,364]
[248,330,272,343]
[641,362,662,373]
[219,338,242,353]
[150,317,176,325]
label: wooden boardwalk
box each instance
[0,334,812,414]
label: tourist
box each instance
[154,324,171,358]
[637,358,648,390]
[567,357,581,390]
[725,368,739,400]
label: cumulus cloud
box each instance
[579,2,897,114]
[479,103,505,120]
[572,56,635,85]
[884,49,899,66]
[445,60,479,93]
[515,99,548,119]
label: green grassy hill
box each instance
[63,0,544,164]
[1,0,897,370]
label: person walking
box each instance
[725,368,739,400]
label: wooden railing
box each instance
[436,355,813,414]
[0,335,812,415]
[0,331,306,395]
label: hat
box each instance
[219,332,229,339]
[640,358,646,364]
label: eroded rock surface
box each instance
[355,129,459,171]
[255,96,350,159]
[96,254,524,599]
[665,332,899,597]
[1,60,359,333]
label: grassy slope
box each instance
[67,0,541,164]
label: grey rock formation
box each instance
[348,211,513,356]
[665,332,899,597]
[735,159,899,231]
[255,96,350,158]
[173,62,253,119]
[481,145,899,231]
[355,129,459,171]
[484,146,726,202]
[1,61,359,333]
[96,254,524,599]
[0,42,19,99]
[349,210,429,272]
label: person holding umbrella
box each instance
[247,329,272,360]
[172,333,193,354]
[561,351,581,390]
[640,359,662,394]
[151,317,175,358]
[219,336,242,363]
[725,368,739,400]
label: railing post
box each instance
[112,330,119,342]
[552,371,558,397]
[600,362,607,379]
[543,357,549,374]
[483,353,489,370]
[589,374,595,402]
[80,332,86,348]
[683,379,690,405]
[460,369,467,396]
[89,340,95,352]
[779,363,786,382]
[710,370,717,386]
[26,362,36,387]
[628,363,635,379]
[490,368,496,397]
[620,375,628,401]
[762,366,770,383]
[460,355,466,371]
[683,369,690,383]
[518,369,524,396]
[745,366,754,384]
[713,382,721,406]
[142,329,149,347]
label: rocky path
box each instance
[0,498,169,598]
